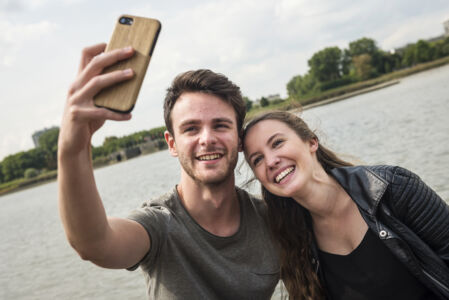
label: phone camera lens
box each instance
[119,17,133,25]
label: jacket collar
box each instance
[329,166,389,216]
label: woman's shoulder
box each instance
[363,165,420,184]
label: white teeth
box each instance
[198,154,221,161]
[275,167,294,183]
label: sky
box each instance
[1,0,448,160]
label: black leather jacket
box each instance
[311,165,449,299]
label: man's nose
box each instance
[199,128,217,145]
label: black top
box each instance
[318,229,437,300]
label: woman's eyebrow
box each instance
[266,133,282,145]
[247,132,282,162]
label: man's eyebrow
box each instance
[212,117,234,124]
[178,119,201,127]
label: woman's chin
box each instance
[267,185,295,199]
[267,177,302,199]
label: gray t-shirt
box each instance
[127,186,280,299]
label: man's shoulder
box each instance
[236,187,267,216]
[142,187,178,209]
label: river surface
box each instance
[1,64,448,299]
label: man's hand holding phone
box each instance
[58,44,135,157]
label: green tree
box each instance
[402,44,416,67]
[287,73,317,98]
[432,37,449,59]
[1,148,46,181]
[352,54,375,80]
[38,127,60,170]
[379,51,401,73]
[243,96,253,111]
[148,126,166,140]
[348,37,378,57]
[260,97,269,107]
[414,40,432,63]
[92,146,108,160]
[308,46,342,82]
[341,49,352,76]
[0,163,4,183]
[24,168,39,179]
[348,37,384,75]
[102,136,120,155]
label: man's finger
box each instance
[81,106,132,122]
[78,47,135,88]
[76,68,135,101]
[78,43,107,74]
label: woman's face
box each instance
[244,119,319,198]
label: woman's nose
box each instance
[266,154,280,169]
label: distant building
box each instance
[444,19,449,37]
[254,94,281,105]
[267,94,281,101]
[32,126,58,148]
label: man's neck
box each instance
[177,173,240,237]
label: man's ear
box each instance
[164,131,178,157]
[238,130,243,152]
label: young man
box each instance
[58,44,279,299]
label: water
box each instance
[1,65,448,299]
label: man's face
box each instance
[165,92,240,185]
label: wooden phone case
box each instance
[94,15,161,113]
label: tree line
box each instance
[242,36,449,109]
[286,36,449,101]
[0,126,167,184]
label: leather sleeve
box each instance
[388,166,449,266]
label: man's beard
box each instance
[178,148,239,185]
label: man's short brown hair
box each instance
[164,69,246,136]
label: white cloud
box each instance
[0,20,57,44]
[378,12,449,50]
[0,19,58,66]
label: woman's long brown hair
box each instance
[243,111,353,300]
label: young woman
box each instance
[243,111,449,300]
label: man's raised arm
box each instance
[57,44,149,269]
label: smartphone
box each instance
[94,15,161,113]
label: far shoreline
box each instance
[1,58,449,197]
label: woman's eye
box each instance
[272,139,283,147]
[252,156,262,166]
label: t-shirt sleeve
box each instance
[126,200,171,271]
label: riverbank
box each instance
[0,170,58,196]
[1,56,449,197]
[246,55,449,118]
[301,80,399,110]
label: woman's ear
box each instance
[309,138,319,153]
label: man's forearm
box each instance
[58,146,110,258]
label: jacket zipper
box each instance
[422,269,449,295]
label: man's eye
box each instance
[215,123,229,129]
[184,127,196,133]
